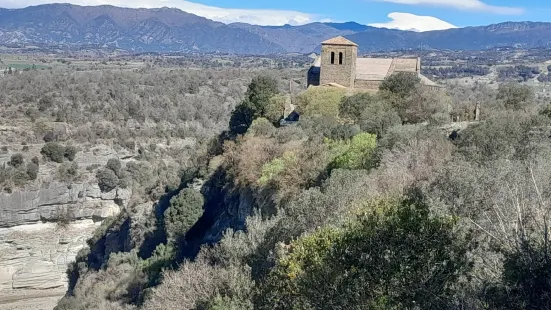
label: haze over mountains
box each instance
[1,4,551,54]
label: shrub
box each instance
[264,95,286,123]
[258,196,473,310]
[359,99,401,136]
[58,162,79,182]
[497,84,535,111]
[339,92,376,122]
[96,168,119,193]
[486,240,551,309]
[258,152,297,185]
[106,158,122,176]
[26,162,39,180]
[41,142,65,163]
[329,132,377,170]
[379,72,420,98]
[43,131,56,142]
[164,188,204,241]
[12,169,29,187]
[64,146,78,161]
[9,153,24,168]
[295,86,346,117]
[31,156,39,166]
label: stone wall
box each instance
[320,45,357,88]
[354,79,382,90]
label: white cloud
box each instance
[369,12,457,32]
[0,0,324,25]
[379,0,524,15]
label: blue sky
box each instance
[194,0,547,27]
[0,0,548,31]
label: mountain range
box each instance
[1,4,551,54]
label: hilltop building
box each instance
[307,36,438,90]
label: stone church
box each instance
[307,36,438,90]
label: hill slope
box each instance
[1,4,551,54]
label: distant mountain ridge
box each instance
[1,4,551,54]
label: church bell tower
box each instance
[319,36,358,88]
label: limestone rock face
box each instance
[0,183,130,228]
[0,220,100,291]
[0,183,130,297]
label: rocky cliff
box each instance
[0,183,130,293]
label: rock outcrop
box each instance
[0,183,130,294]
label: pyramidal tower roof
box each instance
[321,36,358,46]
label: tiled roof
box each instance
[321,36,358,46]
[419,74,440,87]
[355,58,393,81]
[355,57,420,81]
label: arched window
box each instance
[339,52,344,65]
[330,52,335,64]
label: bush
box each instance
[58,162,79,182]
[497,84,535,111]
[106,158,122,176]
[96,168,119,193]
[12,169,29,187]
[64,146,78,161]
[41,142,65,163]
[329,132,377,170]
[258,195,473,310]
[486,240,551,309]
[379,72,420,98]
[31,156,39,166]
[339,92,376,122]
[164,188,204,241]
[9,153,24,168]
[43,131,56,142]
[295,86,346,117]
[359,99,401,136]
[26,162,39,180]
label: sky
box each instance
[0,0,549,31]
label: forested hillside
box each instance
[40,69,551,309]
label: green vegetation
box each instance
[41,142,66,163]
[260,197,472,310]
[328,132,377,170]
[50,69,551,310]
[295,86,346,117]
[164,188,204,241]
[96,168,119,193]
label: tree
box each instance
[258,195,473,310]
[295,86,346,117]
[64,146,78,161]
[245,75,279,116]
[106,158,122,176]
[497,84,535,111]
[164,188,204,241]
[9,153,24,168]
[486,240,551,309]
[379,72,420,98]
[229,75,279,135]
[403,86,451,124]
[339,92,375,122]
[330,132,378,170]
[96,168,119,192]
[26,162,39,180]
[41,142,66,163]
[359,99,401,136]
